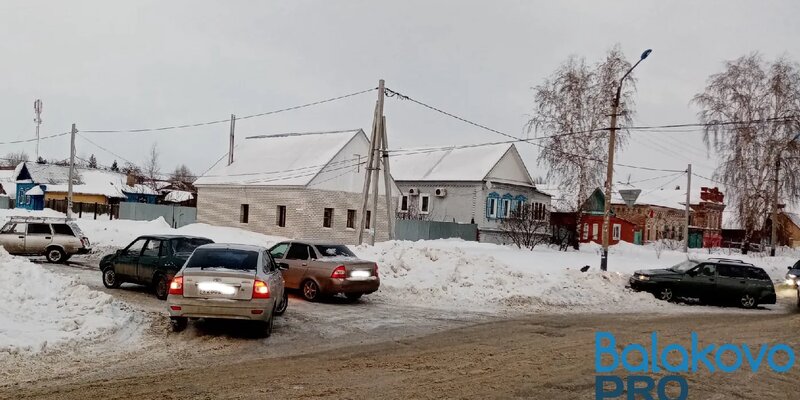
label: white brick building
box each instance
[194,130,399,244]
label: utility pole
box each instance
[34,99,43,161]
[771,156,780,257]
[357,79,385,244]
[228,114,236,165]
[369,122,383,246]
[600,48,651,271]
[381,116,395,240]
[67,123,77,219]
[684,164,691,253]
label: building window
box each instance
[582,223,589,240]
[612,224,621,241]
[501,199,511,218]
[346,209,356,229]
[592,223,599,240]
[276,205,286,227]
[420,194,430,214]
[240,204,249,224]
[532,203,546,221]
[364,210,371,230]
[399,195,409,212]
[487,198,498,218]
[323,208,334,228]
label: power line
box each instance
[0,131,71,146]
[384,87,691,173]
[80,88,377,134]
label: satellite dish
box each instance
[619,189,641,208]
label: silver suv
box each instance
[0,216,91,263]
[167,243,288,336]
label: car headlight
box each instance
[637,274,650,281]
[789,274,797,279]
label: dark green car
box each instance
[629,258,776,309]
[100,235,214,300]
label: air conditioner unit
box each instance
[434,188,447,197]
[408,188,419,196]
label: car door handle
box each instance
[740,281,746,284]
[301,263,307,266]
[45,237,51,240]
[17,236,24,239]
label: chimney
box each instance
[126,173,136,187]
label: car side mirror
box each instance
[277,262,289,270]
[789,266,794,270]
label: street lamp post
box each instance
[601,48,652,271]
[770,131,800,257]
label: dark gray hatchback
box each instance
[629,259,776,309]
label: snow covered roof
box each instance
[0,169,16,199]
[164,190,194,203]
[25,186,44,196]
[390,143,523,182]
[610,186,722,210]
[536,184,576,212]
[14,162,156,199]
[194,130,364,186]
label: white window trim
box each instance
[398,195,409,213]
[582,223,589,240]
[420,194,430,214]
[612,224,621,241]
[488,198,498,218]
[592,223,599,240]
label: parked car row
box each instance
[97,235,380,336]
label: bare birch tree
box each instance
[144,143,161,190]
[528,44,636,248]
[693,53,800,250]
[3,151,29,167]
[170,164,194,189]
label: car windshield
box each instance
[185,248,259,270]
[668,260,699,272]
[314,244,356,258]
[172,238,214,255]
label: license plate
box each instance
[350,270,371,278]
[198,281,236,295]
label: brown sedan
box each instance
[268,241,379,301]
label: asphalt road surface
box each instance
[4,312,799,400]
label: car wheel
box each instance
[275,291,288,316]
[102,268,121,289]
[740,293,757,309]
[657,286,675,302]
[153,275,169,300]
[301,280,321,302]
[46,247,66,263]
[345,293,363,302]
[260,310,274,338]
[170,317,188,332]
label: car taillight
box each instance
[168,276,184,296]
[331,265,347,279]
[81,237,90,247]
[253,280,270,299]
[373,263,379,276]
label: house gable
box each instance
[483,146,534,187]
[307,130,399,195]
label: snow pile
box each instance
[355,240,686,313]
[0,249,135,354]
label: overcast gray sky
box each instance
[1,0,798,188]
